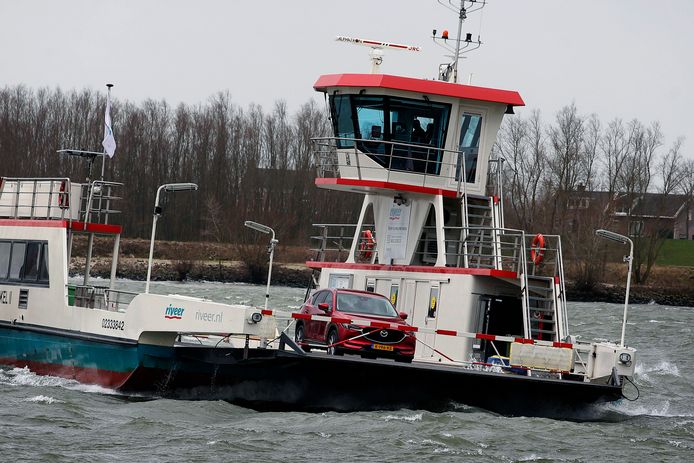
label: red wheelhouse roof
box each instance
[314,73,525,107]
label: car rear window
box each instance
[336,292,398,317]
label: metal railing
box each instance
[68,284,137,312]
[312,137,469,197]
[310,223,376,262]
[80,180,123,224]
[436,226,527,273]
[0,177,122,225]
[0,177,72,220]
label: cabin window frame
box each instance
[449,104,489,190]
[329,93,452,174]
[0,239,50,287]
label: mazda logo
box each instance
[380,330,388,338]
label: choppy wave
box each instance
[603,399,694,418]
[0,367,119,395]
[384,412,423,422]
[22,395,62,404]
[635,360,681,380]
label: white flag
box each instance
[102,93,116,157]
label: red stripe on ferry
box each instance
[315,177,460,198]
[313,74,525,106]
[70,221,122,234]
[305,261,518,279]
[0,219,68,228]
[552,342,573,349]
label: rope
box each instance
[412,335,455,362]
[621,375,640,401]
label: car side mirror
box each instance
[318,303,330,312]
[399,311,408,320]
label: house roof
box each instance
[570,190,690,218]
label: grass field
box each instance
[656,239,694,267]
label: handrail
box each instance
[0,176,122,227]
[313,136,479,196]
[67,284,136,312]
[0,177,71,221]
[81,180,123,224]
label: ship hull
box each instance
[0,323,622,417]
[127,348,623,417]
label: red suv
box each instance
[295,288,416,362]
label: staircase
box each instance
[526,275,558,341]
[463,195,495,268]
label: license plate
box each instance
[372,343,394,352]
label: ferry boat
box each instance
[276,2,638,415]
[0,2,637,417]
[0,147,285,392]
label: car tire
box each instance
[326,329,342,356]
[295,323,310,352]
[395,357,413,364]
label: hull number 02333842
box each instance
[101,318,125,330]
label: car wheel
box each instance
[395,357,413,364]
[326,329,342,356]
[295,324,310,352]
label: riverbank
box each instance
[71,256,694,307]
[71,237,694,306]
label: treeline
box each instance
[2,86,692,286]
[0,85,361,245]
[496,104,693,285]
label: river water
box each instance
[1,279,692,462]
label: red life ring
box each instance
[530,233,545,265]
[359,230,375,259]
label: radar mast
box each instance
[432,0,486,83]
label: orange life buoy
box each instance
[359,230,375,259]
[530,233,545,265]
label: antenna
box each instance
[432,0,486,83]
[335,36,421,73]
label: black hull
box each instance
[122,345,623,418]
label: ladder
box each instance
[525,275,558,341]
[463,196,495,268]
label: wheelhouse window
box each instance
[8,242,26,280]
[332,95,355,147]
[0,242,10,279]
[329,94,451,174]
[0,240,49,285]
[456,113,483,183]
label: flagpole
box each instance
[101,83,114,180]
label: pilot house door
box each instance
[404,280,438,358]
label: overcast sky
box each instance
[1,0,691,156]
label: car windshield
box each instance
[336,292,398,317]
